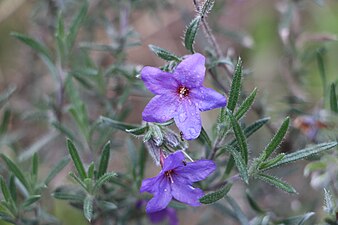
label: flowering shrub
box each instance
[0,1,337,225]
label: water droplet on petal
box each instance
[164,189,167,192]
[178,112,187,122]
[188,128,197,137]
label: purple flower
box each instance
[140,151,216,213]
[141,53,227,140]
[148,207,178,225]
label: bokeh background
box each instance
[0,0,337,224]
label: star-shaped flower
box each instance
[140,151,216,213]
[141,53,227,140]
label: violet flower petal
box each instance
[140,176,161,194]
[141,66,178,95]
[171,175,203,206]
[190,87,227,112]
[172,53,206,88]
[162,151,185,172]
[142,94,179,123]
[146,177,172,213]
[175,159,216,183]
[174,99,201,140]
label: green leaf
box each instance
[316,48,327,98]
[227,57,242,112]
[67,139,87,180]
[125,126,148,136]
[0,85,16,109]
[245,190,264,213]
[83,195,94,222]
[222,145,248,183]
[323,188,336,214]
[66,1,88,50]
[330,83,338,113]
[9,175,16,204]
[228,110,248,164]
[0,109,11,135]
[52,190,84,202]
[87,162,95,179]
[22,195,41,208]
[0,154,30,193]
[69,172,87,190]
[11,32,52,61]
[256,173,296,193]
[258,153,285,170]
[184,16,201,53]
[261,117,289,161]
[31,153,39,182]
[97,200,117,211]
[226,196,250,225]
[197,127,212,149]
[148,45,181,61]
[99,116,138,131]
[0,176,13,204]
[263,142,337,170]
[278,212,315,225]
[97,141,111,178]
[44,156,70,185]
[235,88,257,120]
[199,0,215,17]
[200,183,232,204]
[93,172,117,193]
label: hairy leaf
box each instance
[227,57,242,112]
[200,184,232,204]
[257,173,296,194]
[67,139,87,180]
[235,88,257,120]
[148,45,181,61]
[97,141,111,178]
[184,16,201,53]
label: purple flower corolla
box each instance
[140,151,216,213]
[141,53,227,140]
[148,207,178,225]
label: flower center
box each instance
[177,86,189,98]
[165,170,174,183]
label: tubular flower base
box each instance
[140,151,216,213]
[141,53,227,140]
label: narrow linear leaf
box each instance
[99,116,138,131]
[184,16,201,53]
[87,162,95,179]
[235,88,257,120]
[66,1,88,49]
[44,156,70,185]
[259,153,285,170]
[316,48,327,97]
[52,191,84,202]
[228,111,248,164]
[263,142,337,170]
[246,191,264,213]
[97,200,117,211]
[67,139,87,180]
[257,173,296,194]
[9,176,16,203]
[22,195,41,208]
[199,0,215,17]
[278,212,315,225]
[0,176,13,204]
[0,109,11,135]
[126,126,148,136]
[0,85,16,109]
[97,141,111,178]
[10,32,52,61]
[94,172,117,192]
[261,117,289,161]
[0,154,30,192]
[69,172,87,190]
[197,127,212,149]
[330,83,338,112]
[200,183,232,204]
[148,45,181,61]
[83,195,94,222]
[0,211,15,224]
[32,153,39,180]
[223,145,248,183]
[227,57,242,112]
